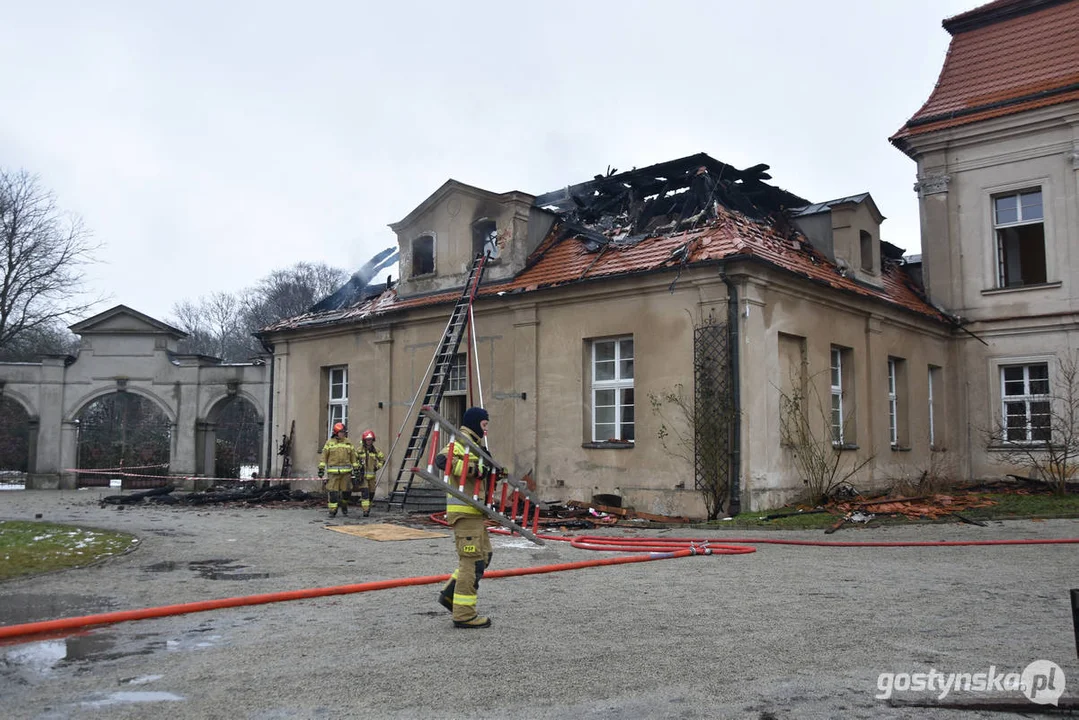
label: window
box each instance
[446,353,467,395]
[830,347,844,445]
[860,230,873,272]
[472,218,499,260]
[327,366,348,438]
[412,234,435,276]
[887,359,898,446]
[994,189,1045,287]
[887,357,908,448]
[1001,363,1050,443]
[592,337,634,442]
[928,365,943,447]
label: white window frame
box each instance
[928,367,936,447]
[591,337,634,443]
[887,359,898,447]
[993,188,1044,288]
[327,366,348,438]
[445,353,467,395]
[1000,362,1050,444]
[830,347,844,446]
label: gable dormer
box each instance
[389,180,556,297]
[790,193,886,288]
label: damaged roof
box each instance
[262,154,945,335]
[891,0,1079,149]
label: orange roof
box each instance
[262,205,946,334]
[891,0,1079,148]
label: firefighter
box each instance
[317,422,358,518]
[356,429,385,517]
[437,407,494,629]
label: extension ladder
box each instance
[385,253,490,511]
[410,405,544,545]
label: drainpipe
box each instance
[720,272,742,516]
[259,337,275,478]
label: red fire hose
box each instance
[0,520,1075,642]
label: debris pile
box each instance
[100,483,323,508]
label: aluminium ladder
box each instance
[385,252,490,511]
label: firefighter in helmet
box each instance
[356,429,385,517]
[317,422,358,518]
[437,407,494,628]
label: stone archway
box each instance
[200,393,264,479]
[0,393,34,481]
[73,391,173,488]
[0,305,271,489]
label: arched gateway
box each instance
[0,305,271,489]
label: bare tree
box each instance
[0,169,101,352]
[169,262,349,362]
[172,291,253,361]
[778,370,872,505]
[244,262,348,330]
[986,351,1079,494]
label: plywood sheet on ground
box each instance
[325,523,447,541]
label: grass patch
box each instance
[0,521,138,582]
[964,492,1079,520]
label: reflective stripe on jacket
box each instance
[443,427,487,516]
[357,446,385,479]
[319,438,357,474]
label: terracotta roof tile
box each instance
[892,0,1079,144]
[263,206,945,334]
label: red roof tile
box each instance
[263,206,946,334]
[891,0,1079,146]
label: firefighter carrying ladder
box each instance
[384,252,491,511]
[411,405,545,545]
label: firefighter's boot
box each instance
[438,576,456,612]
[453,615,491,629]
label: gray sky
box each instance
[0,0,977,323]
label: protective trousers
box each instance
[326,472,351,511]
[443,513,493,623]
[360,474,376,513]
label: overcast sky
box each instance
[0,0,978,323]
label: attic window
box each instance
[412,234,435,276]
[859,230,873,272]
[472,218,499,260]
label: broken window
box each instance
[472,218,499,260]
[591,337,634,443]
[326,366,348,439]
[1001,363,1050,444]
[412,234,435,276]
[994,189,1046,288]
[860,230,873,273]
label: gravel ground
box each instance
[0,489,1077,720]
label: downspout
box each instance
[720,272,742,515]
[259,336,275,478]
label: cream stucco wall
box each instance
[904,101,1079,481]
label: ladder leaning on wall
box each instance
[383,252,491,512]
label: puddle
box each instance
[188,559,270,581]
[140,558,271,580]
[0,593,117,626]
[81,690,184,707]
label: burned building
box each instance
[261,152,952,516]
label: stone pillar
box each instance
[29,357,66,489]
[913,170,953,309]
[512,306,538,481]
[170,380,198,476]
[59,421,79,489]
